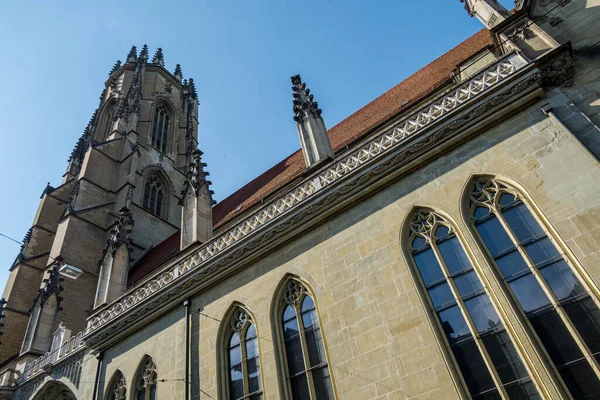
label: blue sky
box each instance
[0,1,485,290]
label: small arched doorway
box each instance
[32,381,77,400]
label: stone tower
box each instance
[0,45,213,363]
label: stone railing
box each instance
[17,332,84,385]
[86,50,529,337]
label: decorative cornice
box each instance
[83,52,539,347]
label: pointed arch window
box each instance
[106,370,126,400]
[225,308,263,400]
[151,104,170,153]
[142,175,164,217]
[279,279,334,400]
[408,210,539,399]
[469,177,600,399]
[134,356,157,400]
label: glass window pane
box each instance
[451,338,497,397]
[540,261,586,301]
[524,237,560,266]
[283,309,299,340]
[498,193,516,207]
[465,294,501,333]
[473,206,490,220]
[427,282,454,309]
[508,274,550,314]
[290,374,310,400]
[495,250,529,278]
[556,359,600,400]
[283,305,296,322]
[413,248,444,286]
[302,306,318,331]
[246,337,258,360]
[136,389,145,400]
[529,309,584,366]
[230,332,240,347]
[438,305,471,344]
[312,366,334,400]
[285,336,305,375]
[229,344,241,367]
[246,324,257,340]
[301,296,315,312]
[438,237,471,275]
[503,204,544,243]
[305,326,327,367]
[435,225,450,238]
[454,271,483,298]
[476,217,514,257]
[482,330,530,383]
[149,385,156,400]
[247,356,261,393]
[230,364,244,400]
[412,236,427,250]
[504,381,541,400]
[563,297,600,359]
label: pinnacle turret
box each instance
[188,78,198,99]
[109,60,122,76]
[152,48,164,66]
[174,64,183,81]
[126,46,137,63]
[139,44,149,61]
[291,74,322,122]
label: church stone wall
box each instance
[84,89,600,399]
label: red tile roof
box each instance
[129,29,494,282]
[212,29,494,228]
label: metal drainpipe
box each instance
[541,104,600,166]
[184,299,191,400]
[92,351,104,400]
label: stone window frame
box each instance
[98,99,118,142]
[149,100,174,155]
[105,369,126,400]
[402,207,541,399]
[463,175,600,398]
[131,355,157,400]
[271,275,337,400]
[217,303,264,400]
[141,169,170,219]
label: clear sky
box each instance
[0,1,487,291]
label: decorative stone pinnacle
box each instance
[109,60,122,76]
[188,78,198,99]
[127,46,137,63]
[125,186,134,208]
[152,48,164,65]
[139,44,149,60]
[174,64,183,81]
[291,74,322,122]
[100,207,135,263]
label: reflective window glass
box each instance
[508,274,550,314]
[465,294,501,333]
[476,217,513,257]
[503,204,544,243]
[414,248,443,286]
[438,305,471,344]
[454,271,483,298]
[438,237,471,274]
[428,283,454,309]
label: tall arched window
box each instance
[142,175,164,217]
[224,307,263,400]
[106,370,126,400]
[469,177,600,399]
[279,279,334,400]
[151,104,170,153]
[133,356,157,400]
[407,209,539,399]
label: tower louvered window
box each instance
[469,177,600,399]
[280,279,334,400]
[151,104,170,153]
[408,210,539,399]
[142,175,164,217]
[134,356,157,400]
[226,308,263,400]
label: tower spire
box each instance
[152,48,164,66]
[291,74,333,168]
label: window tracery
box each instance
[469,177,600,399]
[408,209,539,398]
[226,307,262,400]
[279,279,334,400]
[142,175,165,217]
[106,371,126,400]
[151,104,170,153]
[134,356,157,400]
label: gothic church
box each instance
[1,0,600,399]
